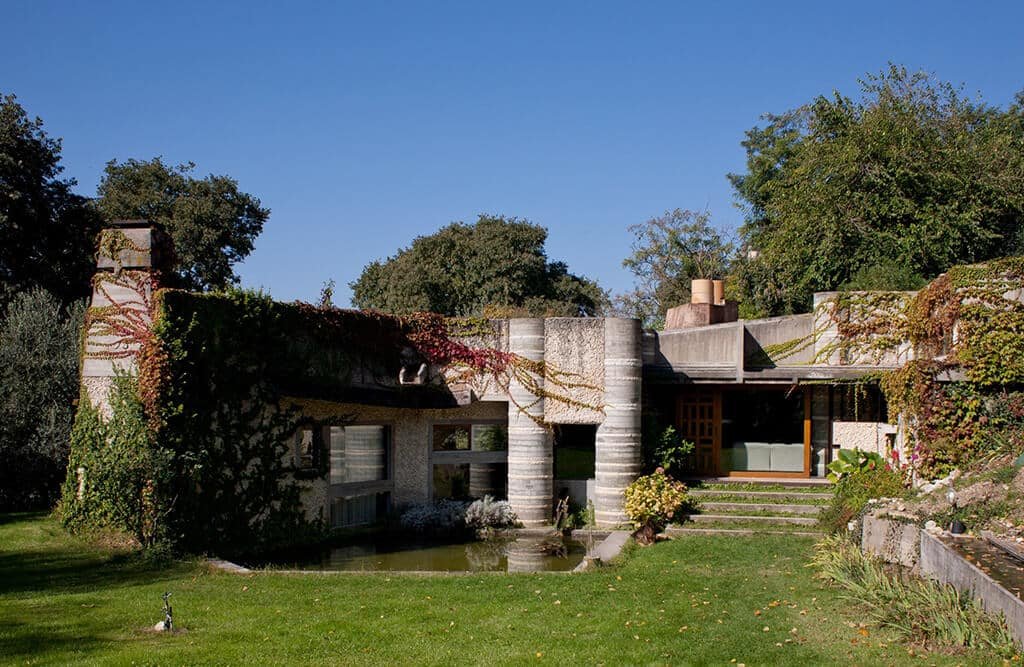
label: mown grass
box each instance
[0,513,1002,666]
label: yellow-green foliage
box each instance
[624,469,691,528]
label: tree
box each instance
[0,93,101,309]
[350,214,608,316]
[729,65,1024,316]
[617,209,733,328]
[0,289,85,510]
[96,158,270,291]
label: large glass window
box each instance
[327,424,392,528]
[431,423,508,500]
[329,425,389,483]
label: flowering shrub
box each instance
[399,496,518,533]
[399,499,469,532]
[464,495,518,529]
[624,468,690,537]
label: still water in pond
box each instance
[949,537,1024,599]
[256,534,590,573]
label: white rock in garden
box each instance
[154,621,168,632]
[924,520,939,533]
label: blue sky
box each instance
[4,2,1023,305]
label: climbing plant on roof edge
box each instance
[62,270,602,552]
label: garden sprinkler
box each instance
[946,490,965,535]
[162,592,173,632]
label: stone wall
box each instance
[542,318,604,424]
[832,421,898,456]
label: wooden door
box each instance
[677,391,720,476]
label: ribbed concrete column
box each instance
[507,318,551,527]
[505,536,549,573]
[594,318,642,527]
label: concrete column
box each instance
[507,318,551,527]
[594,318,642,526]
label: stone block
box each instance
[861,511,920,568]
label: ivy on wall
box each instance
[63,269,602,553]
[829,257,1024,476]
[60,374,167,546]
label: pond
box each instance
[249,532,594,573]
[949,536,1024,600]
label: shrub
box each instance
[826,448,887,482]
[0,289,85,510]
[399,499,469,532]
[819,467,908,533]
[624,469,691,543]
[464,495,517,529]
[811,535,1018,657]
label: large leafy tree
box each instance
[351,214,608,316]
[0,93,101,309]
[617,209,734,328]
[96,158,270,291]
[729,66,1024,316]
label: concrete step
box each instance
[697,502,822,515]
[689,489,832,502]
[666,526,822,538]
[683,513,819,526]
[686,477,832,489]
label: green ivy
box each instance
[59,374,168,546]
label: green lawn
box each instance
[0,514,1000,666]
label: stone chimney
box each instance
[81,220,173,414]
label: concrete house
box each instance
[82,222,907,530]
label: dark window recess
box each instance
[721,389,804,445]
[833,385,887,422]
[554,424,596,480]
[294,427,322,470]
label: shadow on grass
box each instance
[0,514,191,597]
[0,619,111,662]
[0,511,48,526]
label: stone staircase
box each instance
[668,479,833,537]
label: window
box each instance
[294,427,320,470]
[431,423,508,500]
[329,425,389,483]
[327,424,393,528]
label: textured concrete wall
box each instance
[861,512,920,568]
[542,318,604,424]
[594,318,642,526]
[507,319,552,526]
[649,322,742,373]
[743,314,816,366]
[812,291,916,367]
[833,421,897,455]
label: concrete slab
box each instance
[920,531,1024,648]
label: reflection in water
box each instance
[260,533,592,573]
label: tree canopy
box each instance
[0,289,84,509]
[617,209,733,328]
[0,93,100,309]
[96,158,270,291]
[729,66,1024,316]
[350,214,608,317]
